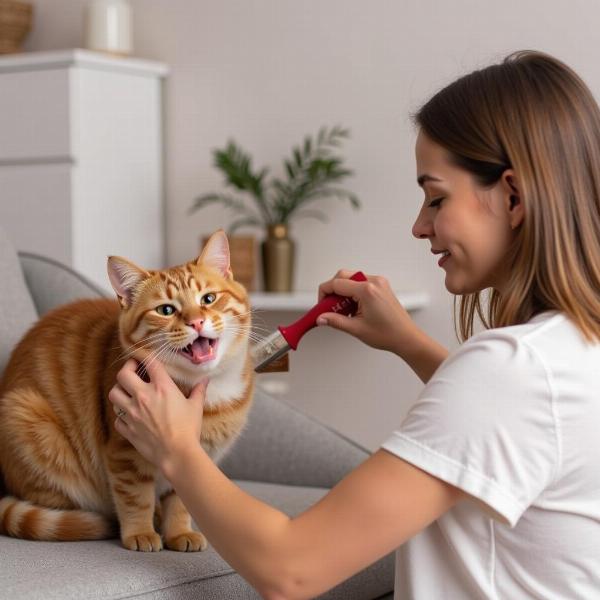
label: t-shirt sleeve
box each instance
[381,329,559,527]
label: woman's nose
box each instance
[412,209,433,239]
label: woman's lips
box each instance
[438,253,451,267]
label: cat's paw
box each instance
[122,531,163,552]
[165,531,208,552]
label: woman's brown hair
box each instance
[413,50,600,343]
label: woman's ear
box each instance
[502,169,524,229]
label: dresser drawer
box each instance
[0,162,72,264]
[0,68,71,162]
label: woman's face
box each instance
[412,130,522,295]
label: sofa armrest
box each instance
[18,252,108,315]
[219,389,370,488]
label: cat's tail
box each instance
[0,496,116,541]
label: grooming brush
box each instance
[252,271,367,372]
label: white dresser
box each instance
[0,49,168,292]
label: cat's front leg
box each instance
[106,450,162,552]
[161,490,207,552]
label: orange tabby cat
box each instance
[0,229,254,552]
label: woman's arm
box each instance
[392,325,449,383]
[163,444,463,600]
[110,359,463,599]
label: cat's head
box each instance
[107,229,251,383]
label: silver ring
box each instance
[116,407,127,419]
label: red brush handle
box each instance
[279,271,367,351]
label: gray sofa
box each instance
[0,229,394,599]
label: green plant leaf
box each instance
[285,186,362,221]
[189,193,256,217]
[192,126,359,229]
[212,141,273,223]
[303,136,312,157]
[293,148,302,168]
[294,209,328,223]
[227,216,263,235]
[284,160,296,180]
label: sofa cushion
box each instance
[18,251,107,315]
[220,390,369,488]
[0,230,38,377]
[0,480,394,599]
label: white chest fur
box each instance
[203,350,248,410]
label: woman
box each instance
[109,50,600,599]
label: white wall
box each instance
[24,0,600,449]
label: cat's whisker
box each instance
[224,324,265,333]
[226,329,265,341]
[110,331,173,356]
[109,333,174,368]
[224,323,271,332]
[223,329,267,344]
[129,337,172,366]
[141,338,179,373]
[113,329,174,348]
[231,308,269,322]
[234,311,265,319]
[161,345,178,367]
[224,324,270,333]
[145,347,172,372]
[148,344,180,374]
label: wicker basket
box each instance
[0,0,32,54]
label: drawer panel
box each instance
[0,69,71,162]
[0,162,72,265]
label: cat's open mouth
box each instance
[178,336,219,365]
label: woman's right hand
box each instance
[316,270,419,356]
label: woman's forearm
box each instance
[162,445,295,599]
[392,326,449,383]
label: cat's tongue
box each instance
[191,336,214,363]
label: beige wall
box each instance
[24,0,600,449]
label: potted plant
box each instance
[190,125,360,292]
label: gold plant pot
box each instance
[262,223,295,292]
[0,0,32,55]
[201,234,256,292]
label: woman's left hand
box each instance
[108,358,209,474]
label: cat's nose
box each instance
[186,318,205,332]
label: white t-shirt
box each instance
[381,310,600,599]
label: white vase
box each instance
[84,0,132,56]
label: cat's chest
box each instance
[203,374,247,410]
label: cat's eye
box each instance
[156,304,177,316]
[202,293,216,305]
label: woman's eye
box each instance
[202,293,216,305]
[156,304,176,316]
[428,197,445,208]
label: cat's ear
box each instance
[107,256,150,308]
[197,229,233,279]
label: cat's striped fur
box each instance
[0,230,254,551]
